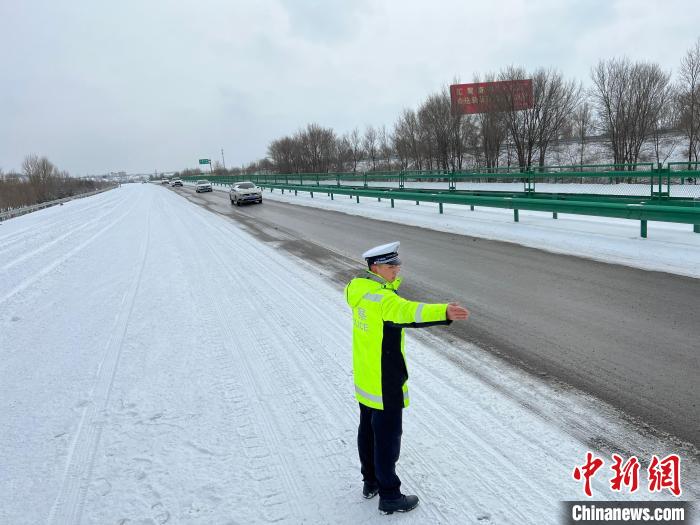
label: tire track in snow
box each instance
[0,198,126,273]
[0,194,140,307]
[0,189,122,254]
[162,195,306,523]
[47,195,152,525]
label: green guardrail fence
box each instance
[179,162,700,238]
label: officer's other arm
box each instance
[381,293,453,329]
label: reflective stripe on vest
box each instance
[415,303,425,323]
[363,292,384,303]
[355,385,383,404]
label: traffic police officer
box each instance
[344,241,469,514]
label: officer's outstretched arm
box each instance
[381,292,451,328]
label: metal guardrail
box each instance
[255,183,700,238]
[179,163,700,237]
[183,162,699,199]
[0,186,116,222]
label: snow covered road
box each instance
[1,184,697,524]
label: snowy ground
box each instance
[242,184,700,279]
[0,184,697,524]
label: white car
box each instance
[230,182,263,205]
[170,179,183,187]
[195,180,212,193]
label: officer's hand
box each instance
[446,302,469,321]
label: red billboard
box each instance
[450,79,533,115]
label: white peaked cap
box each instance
[362,241,401,265]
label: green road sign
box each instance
[199,159,211,165]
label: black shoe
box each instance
[378,494,419,514]
[363,483,379,499]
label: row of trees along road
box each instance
[256,39,700,174]
[0,155,110,212]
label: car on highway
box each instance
[230,182,263,205]
[161,179,169,184]
[195,180,213,193]
[170,179,183,187]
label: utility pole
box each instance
[221,148,226,170]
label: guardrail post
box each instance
[470,205,474,211]
[416,201,419,205]
[439,203,443,214]
[641,220,647,238]
[694,224,700,233]
[391,198,394,208]
[356,195,360,203]
[514,209,519,222]
[295,190,297,196]
[378,197,381,202]
[282,188,285,194]
[363,172,368,188]
[331,193,334,200]
[553,212,558,219]
[311,191,314,198]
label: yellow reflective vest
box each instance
[345,271,451,410]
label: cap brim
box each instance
[384,256,401,266]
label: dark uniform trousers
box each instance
[357,403,403,499]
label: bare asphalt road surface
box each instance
[175,185,700,448]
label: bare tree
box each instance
[535,73,580,166]
[300,123,336,172]
[336,134,353,172]
[212,161,226,174]
[678,38,700,166]
[392,118,411,169]
[590,58,671,168]
[572,101,593,166]
[349,128,364,172]
[498,66,536,168]
[378,125,393,169]
[473,73,508,170]
[417,91,451,170]
[392,109,422,170]
[268,136,297,173]
[363,125,378,171]
[649,85,681,164]
[1,155,109,210]
[499,67,579,168]
[23,154,58,202]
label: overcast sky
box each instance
[1,0,698,176]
